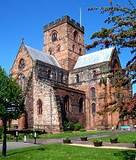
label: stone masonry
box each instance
[10,15,132,132]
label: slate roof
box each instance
[74,47,115,69]
[24,45,61,68]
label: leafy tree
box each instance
[87,0,136,84]
[87,0,135,122]
[121,94,136,120]
[0,67,24,157]
[98,70,132,128]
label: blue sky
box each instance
[0,0,135,93]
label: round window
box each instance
[18,59,25,70]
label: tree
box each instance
[121,93,136,120]
[87,0,135,120]
[0,67,24,157]
[87,0,136,84]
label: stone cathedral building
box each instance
[11,16,131,132]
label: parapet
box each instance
[43,15,84,33]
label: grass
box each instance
[90,131,136,143]
[0,144,136,160]
[38,130,111,139]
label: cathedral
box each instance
[11,16,131,132]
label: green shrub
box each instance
[93,139,102,143]
[7,134,14,141]
[18,134,24,140]
[63,121,74,131]
[63,121,83,131]
[73,123,82,131]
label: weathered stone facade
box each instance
[43,16,84,71]
[10,16,131,132]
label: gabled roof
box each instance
[24,45,61,68]
[74,47,115,69]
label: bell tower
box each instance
[43,16,85,71]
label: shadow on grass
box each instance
[114,150,136,160]
[0,145,46,158]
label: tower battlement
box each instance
[43,15,84,33]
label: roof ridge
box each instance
[24,44,61,68]
[82,47,115,58]
[74,47,115,69]
[24,44,43,54]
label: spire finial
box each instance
[109,0,113,6]
[80,8,82,27]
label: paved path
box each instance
[27,131,115,144]
[69,143,136,151]
[0,131,135,151]
[0,142,38,151]
[27,135,110,144]
[27,130,130,144]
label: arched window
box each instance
[37,99,43,115]
[72,45,75,52]
[79,98,83,113]
[90,87,96,98]
[54,71,57,80]
[18,58,25,70]
[52,32,57,42]
[48,48,52,55]
[57,44,61,52]
[18,73,26,90]
[47,69,51,79]
[73,31,78,41]
[60,72,63,83]
[92,103,96,116]
[93,70,97,78]
[112,59,119,72]
[79,48,82,55]
[64,95,69,112]
[76,74,80,83]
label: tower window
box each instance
[73,31,78,41]
[48,48,52,55]
[76,74,80,83]
[18,58,25,70]
[57,44,61,52]
[79,48,82,55]
[92,103,96,115]
[90,87,96,98]
[72,45,75,52]
[37,99,43,115]
[52,32,57,42]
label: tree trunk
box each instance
[2,118,7,157]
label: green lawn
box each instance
[90,131,136,143]
[39,130,111,139]
[0,144,135,160]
